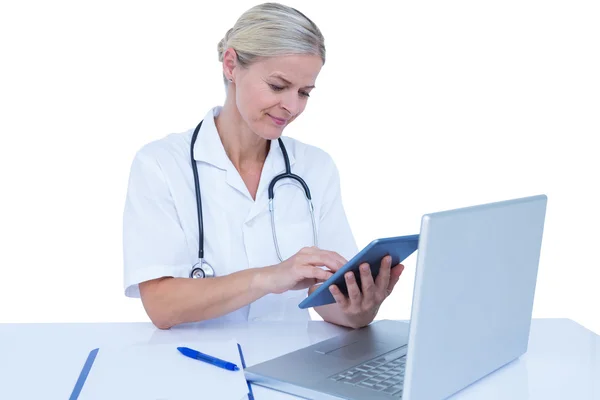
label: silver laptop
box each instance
[244,194,547,400]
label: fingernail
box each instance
[360,264,369,273]
[346,272,354,280]
[329,286,336,293]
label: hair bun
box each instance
[217,28,234,61]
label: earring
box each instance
[229,78,233,82]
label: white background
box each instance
[0,0,598,334]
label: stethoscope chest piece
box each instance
[190,259,215,279]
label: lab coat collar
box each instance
[191,106,230,170]
[243,136,297,222]
[192,106,296,174]
[268,134,296,175]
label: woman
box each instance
[122,2,405,330]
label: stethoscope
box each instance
[189,120,318,279]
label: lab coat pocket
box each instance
[271,180,317,229]
[274,220,317,261]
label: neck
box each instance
[215,98,270,171]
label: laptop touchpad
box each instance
[325,340,396,361]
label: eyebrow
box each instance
[270,74,315,89]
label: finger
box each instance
[304,253,341,272]
[386,264,405,293]
[323,254,345,272]
[315,250,347,272]
[327,251,348,270]
[359,263,376,305]
[345,271,362,304]
[329,285,349,308]
[375,255,393,292]
[300,265,333,282]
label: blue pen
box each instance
[177,347,240,371]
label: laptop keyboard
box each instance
[328,348,406,398]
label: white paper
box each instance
[77,339,249,400]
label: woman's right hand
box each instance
[258,247,348,294]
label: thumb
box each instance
[388,264,405,290]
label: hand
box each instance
[260,247,347,294]
[327,255,405,328]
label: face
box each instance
[225,52,323,140]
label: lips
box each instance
[268,114,287,126]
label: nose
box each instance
[280,92,302,117]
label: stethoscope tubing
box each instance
[189,119,317,278]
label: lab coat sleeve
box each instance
[122,148,191,298]
[317,156,359,261]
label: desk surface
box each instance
[0,318,598,400]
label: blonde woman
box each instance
[123,2,405,329]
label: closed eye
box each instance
[269,84,310,98]
[269,84,284,91]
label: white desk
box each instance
[0,318,598,399]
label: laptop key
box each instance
[365,362,382,368]
[387,377,403,385]
[378,381,393,390]
[383,384,404,394]
[343,373,370,384]
[357,381,375,388]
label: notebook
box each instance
[69,339,253,400]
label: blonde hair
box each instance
[217,2,326,86]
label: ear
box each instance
[222,48,238,81]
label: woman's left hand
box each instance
[328,255,405,328]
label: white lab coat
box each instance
[123,106,358,323]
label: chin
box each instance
[264,129,285,141]
[255,121,285,141]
